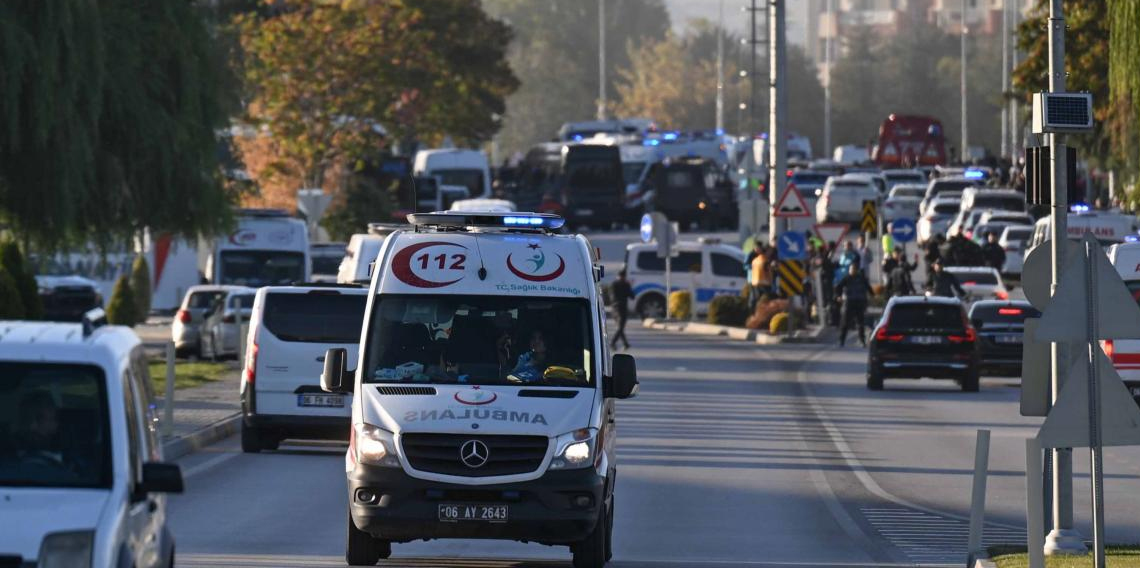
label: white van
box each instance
[320,212,638,568]
[413,149,491,199]
[1026,211,1140,251]
[1105,242,1140,396]
[0,312,184,567]
[240,284,368,452]
[338,224,407,285]
[200,208,310,287]
[623,239,747,318]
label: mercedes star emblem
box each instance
[460,439,490,469]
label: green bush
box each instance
[668,290,691,320]
[0,266,26,319]
[769,312,790,334]
[707,294,750,327]
[0,241,41,319]
[106,275,138,326]
[129,255,152,321]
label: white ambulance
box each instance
[1103,242,1140,400]
[320,212,638,568]
[200,209,310,287]
[1026,211,1140,251]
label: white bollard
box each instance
[163,341,175,438]
[967,429,991,565]
[1025,437,1045,568]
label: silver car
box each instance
[198,289,256,361]
[172,285,250,358]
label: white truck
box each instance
[200,209,310,287]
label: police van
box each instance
[320,212,639,568]
[623,238,747,319]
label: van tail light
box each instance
[177,309,191,324]
[995,290,1009,300]
[244,341,258,385]
[1104,339,1115,362]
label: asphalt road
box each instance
[166,315,1140,568]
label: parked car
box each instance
[35,274,103,322]
[0,311,184,567]
[944,266,1008,302]
[979,210,1034,228]
[917,196,962,244]
[919,177,984,216]
[172,285,251,358]
[882,169,927,190]
[198,289,256,360]
[959,188,1026,214]
[240,284,368,453]
[948,208,994,239]
[815,176,880,224]
[883,195,921,222]
[968,300,1040,377]
[888,183,927,200]
[867,296,981,391]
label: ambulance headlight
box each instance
[354,423,400,468]
[37,530,92,568]
[550,428,598,470]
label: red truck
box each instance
[872,114,947,167]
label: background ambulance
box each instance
[320,212,638,568]
[1104,242,1140,406]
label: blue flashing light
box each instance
[1125,234,1140,243]
[663,132,679,141]
[963,169,985,179]
[1070,202,1090,213]
[572,134,584,142]
[644,139,661,146]
[714,128,725,136]
[503,215,552,227]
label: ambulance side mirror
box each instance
[606,354,639,399]
[321,348,353,394]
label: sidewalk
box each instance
[157,362,242,460]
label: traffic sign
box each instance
[890,217,917,243]
[777,260,806,296]
[1034,237,1140,342]
[776,232,807,261]
[773,186,812,218]
[1038,349,1140,448]
[860,200,877,234]
[1019,318,1050,417]
[813,223,849,246]
[1021,239,1079,310]
[639,213,653,243]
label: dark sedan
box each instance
[867,296,981,392]
[968,300,1040,377]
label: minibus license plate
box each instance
[438,504,509,523]
[297,394,344,407]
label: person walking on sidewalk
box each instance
[609,270,632,350]
[750,246,772,309]
[835,264,872,347]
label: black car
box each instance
[968,300,1041,377]
[867,296,981,392]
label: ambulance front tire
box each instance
[346,512,391,566]
[571,503,610,568]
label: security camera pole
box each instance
[1042,0,1084,555]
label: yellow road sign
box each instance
[861,200,878,234]
[777,260,806,296]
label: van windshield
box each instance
[0,363,112,489]
[363,295,594,387]
[432,169,484,198]
[220,251,305,287]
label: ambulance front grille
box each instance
[401,433,549,477]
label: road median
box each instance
[641,318,833,345]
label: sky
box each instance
[661,0,808,47]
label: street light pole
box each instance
[1001,0,1009,159]
[1010,0,1021,159]
[960,0,969,164]
[597,0,606,121]
[1042,0,1086,555]
[823,0,834,156]
[716,0,725,132]
[767,0,786,245]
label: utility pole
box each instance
[1042,0,1086,555]
[960,0,969,164]
[716,0,725,132]
[1010,0,1021,159]
[597,0,606,121]
[767,0,786,245]
[749,0,758,135]
[1001,0,1009,159]
[823,0,834,155]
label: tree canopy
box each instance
[0,0,234,249]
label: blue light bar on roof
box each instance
[1070,202,1090,213]
[644,139,660,146]
[963,169,985,179]
[663,132,678,141]
[408,212,565,230]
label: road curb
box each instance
[162,413,242,461]
[972,551,997,568]
[641,318,831,345]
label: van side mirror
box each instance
[606,354,639,399]
[321,348,353,394]
[139,462,183,494]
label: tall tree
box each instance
[483,0,670,153]
[236,0,517,206]
[1108,0,1140,175]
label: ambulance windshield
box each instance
[363,295,594,387]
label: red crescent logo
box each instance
[391,241,467,288]
[507,254,566,282]
[454,389,497,405]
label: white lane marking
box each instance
[181,451,239,479]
